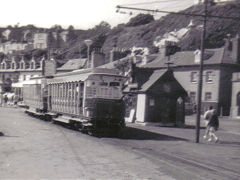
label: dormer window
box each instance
[30,59,36,69]
[40,57,45,69]
[194,49,201,63]
[1,62,6,69]
[20,62,25,69]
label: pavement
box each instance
[125,115,240,179]
[0,107,240,179]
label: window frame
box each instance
[190,71,198,83]
[205,92,212,101]
[206,71,213,83]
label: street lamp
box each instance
[84,39,93,68]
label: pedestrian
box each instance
[4,95,8,106]
[207,109,219,142]
[0,93,3,106]
[13,94,19,106]
[203,106,214,139]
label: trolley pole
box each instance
[195,0,208,143]
[84,39,93,68]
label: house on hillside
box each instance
[33,33,48,49]
[0,41,28,54]
[133,35,240,116]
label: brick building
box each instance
[132,35,240,116]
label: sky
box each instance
[1,0,194,30]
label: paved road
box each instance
[0,107,175,179]
[0,107,240,180]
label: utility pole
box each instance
[116,0,240,143]
[196,0,208,143]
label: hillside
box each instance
[0,1,240,64]
[101,1,240,57]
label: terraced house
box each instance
[133,35,240,116]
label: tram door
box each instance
[237,92,240,116]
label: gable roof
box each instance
[142,47,236,68]
[140,69,167,92]
[58,58,87,70]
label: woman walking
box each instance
[206,109,219,142]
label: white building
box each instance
[33,33,48,49]
[0,42,28,54]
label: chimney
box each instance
[231,34,240,63]
[109,47,130,63]
[110,47,116,63]
[91,51,106,68]
[159,45,166,59]
[194,49,201,64]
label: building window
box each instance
[11,63,15,69]
[191,72,198,83]
[189,91,196,103]
[30,61,35,69]
[1,63,6,69]
[205,92,212,101]
[206,71,213,83]
[20,62,24,69]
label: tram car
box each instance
[23,78,48,115]
[23,68,126,135]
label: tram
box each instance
[23,68,126,135]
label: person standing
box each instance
[207,109,219,142]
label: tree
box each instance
[126,14,154,27]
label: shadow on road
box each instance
[182,125,205,129]
[119,127,188,141]
[218,140,240,146]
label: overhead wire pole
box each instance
[117,1,240,143]
[196,0,208,143]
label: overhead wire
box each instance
[121,0,181,7]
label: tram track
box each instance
[52,122,240,179]
[128,144,240,180]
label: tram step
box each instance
[53,116,69,123]
[26,109,43,116]
[70,117,88,123]
[45,112,58,117]
[82,123,92,126]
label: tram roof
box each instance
[46,67,124,84]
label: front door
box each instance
[149,96,176,124]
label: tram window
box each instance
[110,82,120,87]
[99,82,108,86]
